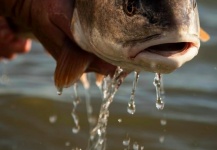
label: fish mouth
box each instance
[127,35,200,73]
[142,42,191,57]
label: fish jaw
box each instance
[125,33,200,73]
[130,42,199,73]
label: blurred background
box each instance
[0,0,216,150]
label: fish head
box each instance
[73,0,200,73]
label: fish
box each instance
[4,0,210,89]
[72,0,201,73]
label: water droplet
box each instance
[71,113,79,125]
[49,115,57,124]
[72,83,80,101]
[127,101,136,115]
[156,98,164,110]
[133,142,139,150]
[65,141,70,146]
[123,137,130,146]
[73,98,81,106]
[159,136,165,143]
[160,119,167,126]
[57,87,63,95]
[127,72,139,114]
[153,73,165,110]
[118,118,122,123]
[72,125,80,134]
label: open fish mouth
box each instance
[143,42,191,57]
[127,36,200,73]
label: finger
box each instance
[0,38,31,59]
[12,38,31,53]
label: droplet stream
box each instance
[127,72,140,115]
[88,67,127,150]
[71,83,81,134]
[153,73,165,110]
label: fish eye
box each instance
[123,0,138,16]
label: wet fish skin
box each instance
[73,0,200,73]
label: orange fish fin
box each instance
[200,28,210,42]
[54,41,92,89]
[95,73,105,88]
[80,73,90,89]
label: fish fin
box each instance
[80,73,90,89]
[95,73,105,88]
[54,40,92,89]
[200,28,210,42]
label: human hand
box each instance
[0,17,31,60]
[0,0,116,88]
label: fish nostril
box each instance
[192,0,197,9]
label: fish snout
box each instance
[120,0,201,73]
[128,33,200,73]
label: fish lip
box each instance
[137,42,192,57]
[128,34,200,59]
[123,34,200,73]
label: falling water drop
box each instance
[57,87,63,95]
[65,141,71,147]
[72,125,80,134]
[123,134,130,146]
[123,139,130,146]
[153,73,165,110]
[160,119,167,126]
[159,136,165,143]
[127,72,140,115]
[118,118,122,123]
[127,101,136,115]
[156,98,164,110]
[133,142,139,150]
[49,115,57,124]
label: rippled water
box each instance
[0,1,217,150]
